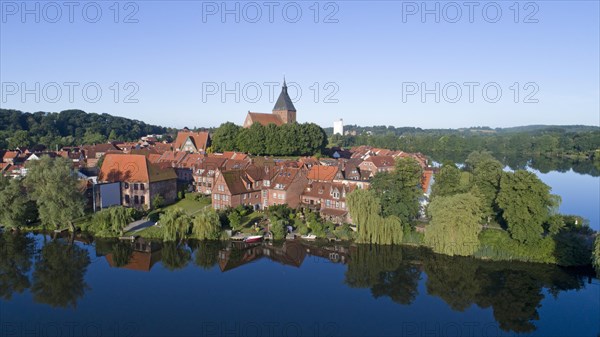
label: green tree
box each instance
[227,209,242,230]
[270,220,287,240]
[152,195,164,209]
[347,189,403,245]
[496,171,559,244]
[31,240,91,308]
[192,208,222,240]
[82,130,106,145]
[371,157,423,224]
[211,122,241,152]
[0,177,36,229]
[7,130,32,149]
[24,157,85,232]
[424,192,483,256]
[430,162,463,198]
[471,157,503,219]
[107,130,118,142]
[108,206,136,235]
[161,208,192,242]
[593,235,600,277]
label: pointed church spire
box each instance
[273,77,296,112]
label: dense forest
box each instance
[329,125,600,164]
[0,109,171,150]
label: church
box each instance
[243,79,296,128]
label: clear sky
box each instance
[1,0,599,129]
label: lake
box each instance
[0,169,598,337]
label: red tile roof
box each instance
[173,131,210,151]
[99,154,177,183]
[366,156,395,168]
[245,112,284,126]
[307,165,340,181]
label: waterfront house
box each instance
[99,153,177,209]
[301,181,355,224]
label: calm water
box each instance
[0,233,598,337]
[0,170,598,337]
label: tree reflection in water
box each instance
[0,232,35,300]
[189,240,223,270]
[160,242,191,271]
[31,238,91,308]
[345,245,589,334]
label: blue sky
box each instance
[1,0,599,129]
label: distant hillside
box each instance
[324,124,599,136]
[0,109,172,150]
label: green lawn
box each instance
[160,194,212,215]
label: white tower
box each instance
[333,119,344,135]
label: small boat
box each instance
[301,234,317,241]
[244,235,263,243]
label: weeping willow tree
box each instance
[347,189,403,245]
[88,206,136,236]
[161,208,192,242]
[424,192,483,256]
[192,208,222,240]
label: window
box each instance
[141,196,145,204]
[335,201,340,208]
[214,194,221,200]
[264,180,270,187]
[273,192,277,198]
[333,192,340,199]
[218,184,224,192]
[326,200,331,207]
[140,184,145,190]
[134,195,139,204]
[124,182,129,189]
[125,195,130,204]
[134,184,139,191]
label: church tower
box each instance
[272,78,297,124]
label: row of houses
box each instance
[2,130,433,224]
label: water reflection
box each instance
[31,237,91,308]
[1,232,596,335]
[0,232,34,300]
[346,245,589,334]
